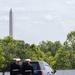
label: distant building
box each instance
[9,8,13,37]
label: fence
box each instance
[56,70,75,75]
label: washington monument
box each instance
[9,9,13,37]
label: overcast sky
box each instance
[0,0,75,45]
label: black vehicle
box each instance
[23,60,56,75]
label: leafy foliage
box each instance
[54,48,72,69]
[0,45,5,70]
[0,31,75,71]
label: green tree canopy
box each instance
[0,45,5,70]
[25,44,44,60]
[1,36,26,71]
[38,41,62,56]
[64,31,75,68]
[54,48,72,69]
[44,52,56,68]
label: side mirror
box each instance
[54,70,56,73]
[51,70,56,74]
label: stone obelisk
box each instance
[9,8,13,37]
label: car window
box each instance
[39,62,45,70]
[30,62,40,70]
[44,62,53,72]
[48,66,53,71]
[45,65,49,71]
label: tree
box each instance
[38,41,48,53]
[38,41,62,56]
[64,31,75,69]
[44,52,55,68]
[25,44,44,60]
[0,45,5,70]
[54,47,72,69]
[1,36,26,71]
[64,31,75,48]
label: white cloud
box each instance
[0,16,9,21]
[15,23,41,37]
[67,1,72,4]
[44,15,53,21]
[13,0,20,4]
[59,21,75,32]
[33,21,43,24]
[15,16,29,21]
[0,6,26,12]
[61,20,75,26]
[14,7,26,12]
[0,7,10,12]
[44,15,58,21]
[67,0,75,4]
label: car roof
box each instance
[30,60,45,62]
